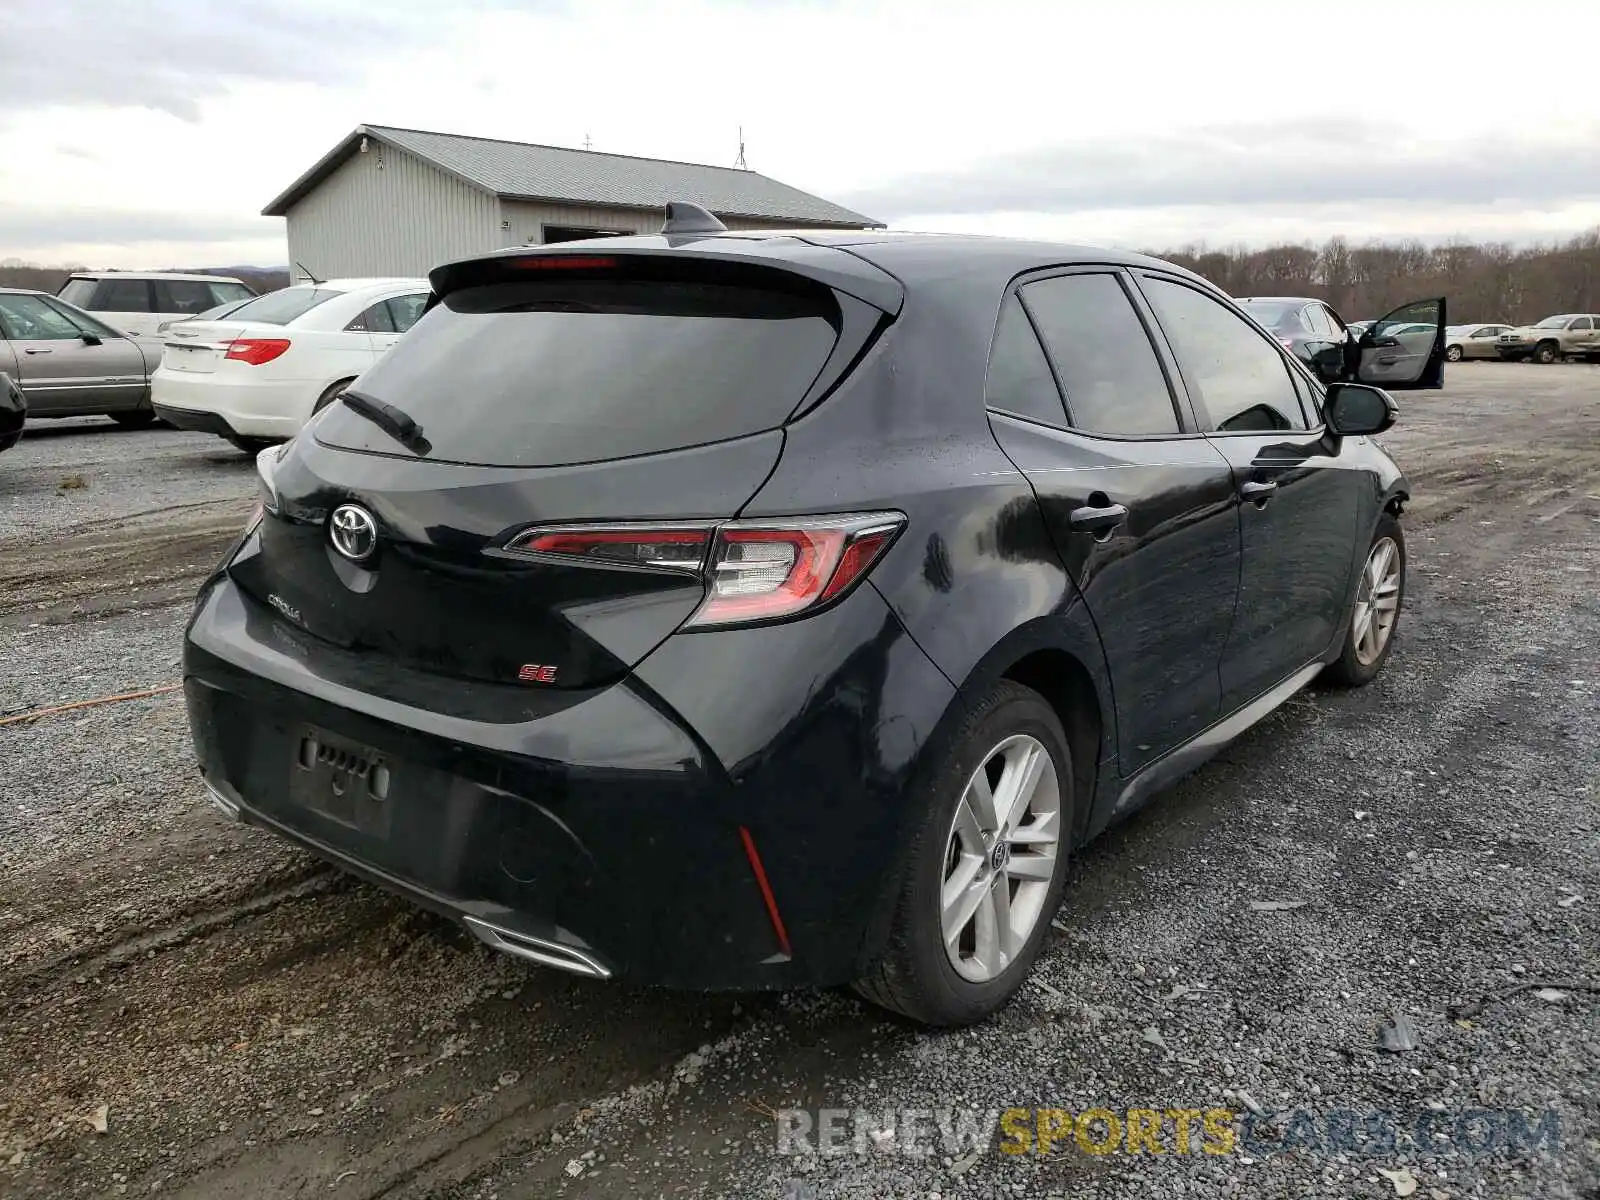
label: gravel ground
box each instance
[0,417,256,626]
[0,364,1596,1199]
[0,417,255,544]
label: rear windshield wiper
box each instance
[338,389,431,456]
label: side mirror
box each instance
[1324,382,1397,437]
[80,331,102,346]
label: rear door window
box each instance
[1018,273,1181,436]
[315,275,841,466]
[154,279,222,316]
[222,286,343,326]
[93,278,153,313]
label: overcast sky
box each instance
[3,0,1597,268]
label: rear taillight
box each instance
[224,338,291,366]
[692,516,903,627]
[504,512,905,628]
[507,524,714,573]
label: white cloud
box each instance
[1,0,1594,268]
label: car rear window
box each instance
[1240,300,1301,331]
[314,275,841,466]
[222,286,343,326]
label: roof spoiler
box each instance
[659,202,727,236]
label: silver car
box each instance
[0,288,162,426]
[1444,323,1513,361]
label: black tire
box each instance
[855,679,1074,1027]
[1533,341,1561,365]
[110,409,157,429]
[1324,513,1406,687]
[1445,345,1463,363]
[312,378,355,415]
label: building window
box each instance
[539,224,631,243]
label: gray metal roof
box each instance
[263,125,882,228]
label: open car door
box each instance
[1356,297,1447,389]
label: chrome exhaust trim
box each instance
[203,778,243,821]
[462,916,613,980]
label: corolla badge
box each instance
[329,503,378,563]
[267,593,301,623]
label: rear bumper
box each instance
[152,403,238,437]
[182,572,957,990]
[201,771,615,979]
[152,369,311,438]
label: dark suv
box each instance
[183,209,1437,1026]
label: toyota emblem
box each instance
[329,503,378,563]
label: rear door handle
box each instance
[1240,480,1278,503]
[1069,502,1129,536]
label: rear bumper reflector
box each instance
[739,826,793,960]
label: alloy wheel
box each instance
[1352,536,1402,666]
[940,733,1061,983]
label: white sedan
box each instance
[150,278,430,452]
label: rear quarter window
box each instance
[58,279,98,307]
[316,275,841,466]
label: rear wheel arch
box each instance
[312,377,356,415]
[1000,648,1102,846]
[945,614,1116,843]
[855,622,1111,973]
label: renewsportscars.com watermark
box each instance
[774,1105,1562,1160]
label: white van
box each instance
[56,272,257,338]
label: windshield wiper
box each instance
[338,389,431,456]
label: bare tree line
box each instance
[1150,228,1600,324]
[6,228,1600,325]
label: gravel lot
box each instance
[1,365,1597,1200]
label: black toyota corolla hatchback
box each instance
[183,207,1439,1026]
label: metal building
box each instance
[263,124,883,282]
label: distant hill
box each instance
[0,262,291,295]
